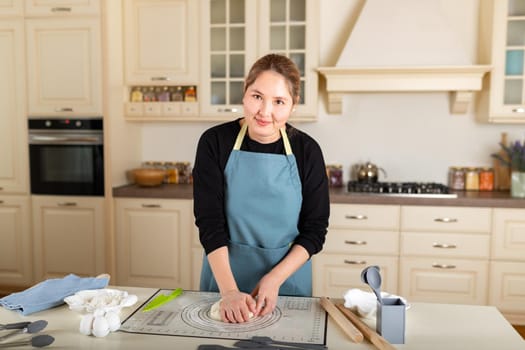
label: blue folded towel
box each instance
[0,274,109,315]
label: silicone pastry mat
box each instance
[120,289,327,345]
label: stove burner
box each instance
[347,181,457,198]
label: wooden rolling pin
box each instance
[319,297,363,343]
[335,303,396,350]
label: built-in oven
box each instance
[28,118,104,196]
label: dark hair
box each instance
[244,54,301,104]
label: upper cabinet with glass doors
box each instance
[199,0,319,121]
[478,0,525,123]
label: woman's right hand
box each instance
[219,290,257,323]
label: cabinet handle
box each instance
[217,108,238,113]
[432,242,457,249]
[51,7,72,12]
[0,187,3,190]
[57,202,77,207]
[512,107,525,113]
[345,214,368,220]
[55,107,73,112]
[345,240,367,245]
[344,259,367,265]
[0,200,4,204]
[151,77,170,81]
[142,204,161,208]
[432,263,456,269]
[434,217,457,223]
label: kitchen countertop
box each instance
[0,286,522,349]
[113,183,525,208]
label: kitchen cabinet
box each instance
[0,1,24,16]
[0,20,29,194]
[122,0,199,120]
[24,0,100,16]
[312,204,400,298]
[0,195,33,287]
[114,198,193,289]
[32,195,106,281]
[399,206,491,305]
[490,208,525,324]
[478,0,525,123]
[198,0,319,121]
[25,17,102,116]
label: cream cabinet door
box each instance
[24,0,100,16]
[0,0,24,16]
[25,18,102,116]
[0,195,32,287]
[123,0,198,84]
[489,261,525,324]
[478,0,525,123]
[199,0,319,120]
[32,196,105,281]
[0,20,28,194]
[115,198,192,289]
[492,208,525,260]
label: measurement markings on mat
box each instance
[120,290,327,345]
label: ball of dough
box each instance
[209,300,254,321]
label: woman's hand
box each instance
[251,274,281,316]
[219,290,257,323]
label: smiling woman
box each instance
[193,53,329,323]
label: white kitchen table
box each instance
[0,286,523,350]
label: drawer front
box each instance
[492,209,525,261]
[399,257,488,305]
[325,229,398,255]
[312,254,398,298]
[401,232,490,259]
[401,206,491,233]
[330,204,400,230]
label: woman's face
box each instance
[242,70,295,144]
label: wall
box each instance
[140,0,525,185]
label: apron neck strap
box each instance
[233,121,293,155]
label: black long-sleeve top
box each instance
[193,118,329,257]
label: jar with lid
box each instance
[130,86,143,102]
[448,167,465,190]
[327,165,343,187]
[157,86,170,101]
[143,87,157,102]
[465,167,480,191]
[177,162,192,184]
[479,167,494,191]
[164,162,179,184]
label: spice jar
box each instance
[465,167,480,191]
[164,162,179,184]
[448,167,465,190]
[327,165,343,187]
[479,167,494,191]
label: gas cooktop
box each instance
[347,181,458,198]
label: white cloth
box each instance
[343,288,408,318]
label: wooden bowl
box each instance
[132,168,166,187]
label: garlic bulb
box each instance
[92,315,110,337]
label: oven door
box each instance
[29,135,104,196]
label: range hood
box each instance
[317,0,491,114]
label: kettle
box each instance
[354,162,387,183]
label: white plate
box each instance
[64,288,137,314]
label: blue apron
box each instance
[200,122,312,296]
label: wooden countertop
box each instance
[113,183,525,208]
[0,286,523,349]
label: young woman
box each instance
[193,54,329,323]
